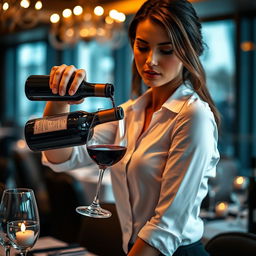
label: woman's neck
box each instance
[150,76,183,112]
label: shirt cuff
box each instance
[138,221,182,256]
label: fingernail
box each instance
[69,90,74,95]
[52,88,57,94]
[60,90,65,96]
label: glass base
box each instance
[76,205,112,218]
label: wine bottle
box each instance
[24,107,124,151]
[248,157,256,233]
[25,75,114,101]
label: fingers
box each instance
[59,65,76,96]
[68,69,86,95]
[49,66,58,90]
[50,64,67,94]
[49,65,86,97]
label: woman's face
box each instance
[133,18,183,88]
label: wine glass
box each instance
[2,188,40,256]
[230,176,249,226]
[204,167,222,219]
[207,176,220,218]
[0,200,11,256]
[76,116,127,218]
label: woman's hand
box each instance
[49,64,86,105]
[43,64,87,164]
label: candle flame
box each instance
[218,202,227,210]
[21,223,26,232]
[235,176,244,185]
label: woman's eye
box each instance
[160,49,174,55]
[137,46,149,52]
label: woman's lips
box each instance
[143,70,160,79]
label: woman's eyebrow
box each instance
[135,38,148,44]
[158,41,172,46]
[135,38,172,45]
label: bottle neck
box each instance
[94,107,124,125]
[80,82,114,98]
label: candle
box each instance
[215,201,229,217]
[233,176,246,190]
[16,223,35,247]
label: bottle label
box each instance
[34,116,67,134]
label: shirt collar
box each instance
[163,83,195,113]
[130,83,195,113]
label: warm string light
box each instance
[94,6,104,16]
[62,9,72,18]
[35,1,42,10]
[1,0,43,31]
[3,2,9,11]
[1,1,126,49]
[73,6,83,16]
[50,13,60,24]
[49,4,126,49]
[20,0,30,9]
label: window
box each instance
[201,20,236,157]
[17,42,47,125]
[74,40,115,112]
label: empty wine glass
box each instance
[76,113,127,218]
[2,188,40,256]
[230,176,249,226]
[204,167,223,220]
[207,176,220,218]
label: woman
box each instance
[42,0,220,255]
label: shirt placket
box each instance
[122,108,145,245]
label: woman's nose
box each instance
[146,50,158,66]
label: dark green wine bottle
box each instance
[24,107,124,151]
[25,75,114,101]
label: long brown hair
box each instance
[128,0,220,127]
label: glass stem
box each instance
[91,167,106,207]
[235,204,243,225]
[5,247,10,256]
[208,195,215,213]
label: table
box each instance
[0,236,97,256]
[202,217,247,244]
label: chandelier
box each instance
[0,0,127,49]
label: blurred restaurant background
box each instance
[0,0,256,255]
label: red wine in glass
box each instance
[87,145,127,168]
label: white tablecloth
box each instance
[0,236,97,256]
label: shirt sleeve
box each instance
[138,101,220,255]
[42,145,92,172]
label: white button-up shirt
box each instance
[42,83,220,255]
